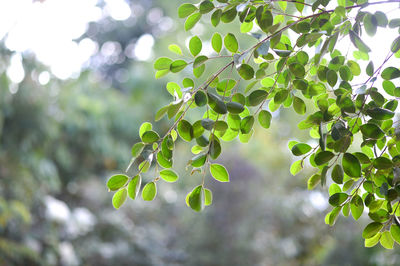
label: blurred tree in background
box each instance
[0,0,399,265]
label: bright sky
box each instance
[0,0,140,81]
[0,0,398,86]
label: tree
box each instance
[107,0,400,249]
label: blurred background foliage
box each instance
[0,0,399,265]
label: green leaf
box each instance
[375,11,388,27]
[188,185,204,211]
[248,90,268,106]
[128,175,141,200]
[142,182,157,201]
[366,108,394,120]
[381,67,400,80]
[238,64,254,80]
[189,36,202,56]
[211,9,222,27]
[307,174,320,190]
[170,60,188,73]
[204,188,212,206]
[240,115,254,134]
[290,160,303,176]
[326,69,338,87]
[185,13,202,31]
[139,122,152,137]
[373,157,393,169]
[366,61,374,76]
[131,142,145,158]
[274,90,289,104]
[195,91,207,107]
[342,153,361,177]
[331,164,344,184]
[190,154,207,167]
[258,110,272,129]
[362,222,383,239]
[291,143,312,156]
[360,123,385,139]
[168,44,182,55]
[314,151,335,165]
[293,96,306,115]
[224,33,238,53]
[177,120,193,142]
[256,7,273,32]
[199,0,214,14]
[210,163,229,182]
[390,225,400,244]
[159,169,179,183]
[207,92,227,114]
[350,195,364,220]
[364,13,378,36]
[221,7,237,23]
[349,30,371,53]
[154,57,173,70]
[112,188,127,209]
[365,232,381,248]
[193,55,208,68]
[391,36,400,53]
[178,3,198,18]
[209,137,222,159]
[380,231,394,249]
[389,18,400,28]
[141,130,160,143]
[328,192,348,206]
[107,174,129,191]
[211,33,222,53]
[226,102,244,114]
[289,63,305,78]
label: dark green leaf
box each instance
[314,151,334,165]
[360,123,385,139]
[364,13,378,36]
[209,137,221,159]
[240,115,254,134]
[227,102,244,114]
[391,36,400,53]
[331,164,344,184]
[381,67,400,80]
[170,60,187,73]
[349,30,371,53]
[366,108,394,120]
[291,143,312,156]
[238,64,254,80]
[208,92,227,114]
[221,7,237,23]
[342,153,361,177]
[177,120,193,142]
[248,90,268,106]
[289,63,305,78]
[141,131,160,143]
[329,192,348,206]
[211,9,222,27]
[195,91,207,106]
[373,157,393,169]
[199,0,214,14]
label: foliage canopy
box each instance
[108,0,400,249]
